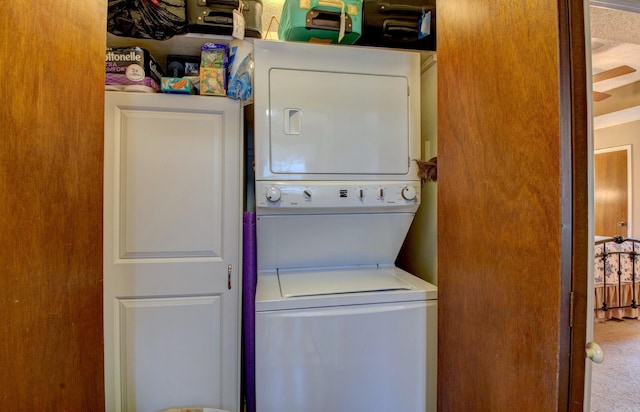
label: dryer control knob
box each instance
[401,186,417,201]
[266,187,282,202]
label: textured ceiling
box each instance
[590,5,640,93]
[590,4,640,126]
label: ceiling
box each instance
[590,3,640,122]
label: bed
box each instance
[594,236,640,320]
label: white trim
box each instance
[590,0,640,13]
[593,105,640,129]
[594,144,633,237]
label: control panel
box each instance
[256,181,420,210]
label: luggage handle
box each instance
[383,19,421,40]
[204,14,234,24]
[304,0,351,42]
[377,3,434,15]
[203,0,238,6]
[306,9,353,33]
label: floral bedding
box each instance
[594,238,640,285]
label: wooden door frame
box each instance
[564,0,590,410]
[594,145,633,237]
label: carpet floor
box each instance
[590,318,640,412]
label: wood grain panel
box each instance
[0,2,105,408]
[594,150,628,237]
[437,0,583,409]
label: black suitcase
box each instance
[356,1,436,50]
[187,0,263,38]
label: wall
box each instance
[594,119,640,237]
[397,56,438,286]
[262,0,285,39]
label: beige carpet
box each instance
[590,319,640,412]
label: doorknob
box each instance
[586,342,604,364]
[618,221,627,227]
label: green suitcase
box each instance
[278,0,363,44]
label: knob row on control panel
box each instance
[258,182,419,209]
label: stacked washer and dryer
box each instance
[252,39,437,412]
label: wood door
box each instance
[0,2,106,409]
[437,0,589,410]
[103,92,242,412]
[594,148,629,237]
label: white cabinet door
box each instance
[104,91,242,412]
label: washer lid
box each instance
[278,266,413,298]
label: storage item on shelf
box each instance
[166,55,201,93]
[356,0,436,50]
[199,43,229,96]
[105,47,164,93]
[186,0,263,38]
[161,77,197,94]
[239,0,264,38]
[167,55,201,77]
[226,39,254,101]
[278,0,362,44]
[107,0,188,41]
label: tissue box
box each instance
[161,77,197,94]
[199,43,228,96]
[105,47,163,93]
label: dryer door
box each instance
[268,69,410,176]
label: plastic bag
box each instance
[226,40,254,102]
[108,0,188,41]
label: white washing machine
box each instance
[253,40,437,412]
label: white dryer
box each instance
[253,40,437,412]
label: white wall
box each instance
[594,118,640,237]
[261,1,285,39]
[397,56,438,286]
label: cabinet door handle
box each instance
[228,264,232,289]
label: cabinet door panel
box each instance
[118,109,224,258]
[118,297,222,411]
[104,92,242,412]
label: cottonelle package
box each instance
[105,47,164,93]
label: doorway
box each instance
[594,146,631,237]
[589,4,640,411]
